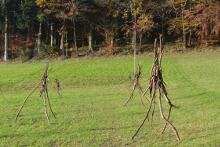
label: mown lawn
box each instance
[0,53,219,146]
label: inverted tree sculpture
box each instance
[124,64,144,106]
[55,78,62,97]
[131,35,180,141]
[15,63,56,123]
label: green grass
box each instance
[0,53,220,146]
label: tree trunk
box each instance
[132,14,137,75]
[4,14,8,61]
[218,31,220,43]
[161,15,165,38]
[139,32,143,53]
[1,30,3,52]
[188,29,192,47]
[188,0,192,47]
[88,31,94,53]
[82,24,85,46]
[73,19,78,54]
[50,23,54,48]
[104,30,114,54]
[182,8,186,50]
[65,32,68,57]
[46,23,49,43]
[60,33,64,55]
[37,22,42,55]
[110,36,114,50]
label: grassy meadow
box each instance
[0,53,220,146]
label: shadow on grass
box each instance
[88,125,135,132]
[0,133,22,139]
[176,92,207,100]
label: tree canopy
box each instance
[0,0,219,60]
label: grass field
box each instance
[0,53,220,146]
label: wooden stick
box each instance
[124,81,137,106]
[151,99,156,127]
[132,81,157,139]
[45,87,56,118]
[132,95,155,140]
[161,104,172,134]
[159,34,163,66]
[158,89,180,141]
[15,82,41,121]
[43,92,50,123]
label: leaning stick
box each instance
[158,90,180,141]
[124,81,137,106]
[161,104,172,134]
[132,95,155,140]
[124,81,145,106]
[45,88,56,118]
[132,86,157,140]
[43,92,50,123]
[151,99,156,127]
[15,82,41,120]
[137,84,147,104]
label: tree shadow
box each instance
[186,124,220,142]
[176,92,207,100]
[88,125,136,132]
[0,133,22,139]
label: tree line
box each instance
[0,0,219,61]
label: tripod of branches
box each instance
[124,64,145,106]
[132,35,180,141]
[15,63,56,123]
[55,78,62,97]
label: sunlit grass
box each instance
[0,53,219,146]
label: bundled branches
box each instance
[15,63,56,123]
[40,63,56,122]
[55,78,62,96]
[132,35,180,141]
[124,64,144,106]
